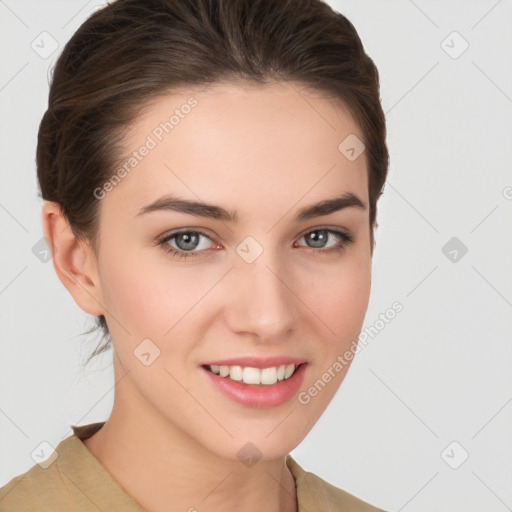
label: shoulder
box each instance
[1,423,105,512]
[0,462,58,512]
[0,428,88,512]
[0,423,144,512]
[286,455,389,512]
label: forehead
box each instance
[102,80,368,221]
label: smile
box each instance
[204,363,301,386]
[200,362,309,408]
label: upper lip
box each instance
[201,356,308,369]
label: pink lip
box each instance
[201,362,308,408]
[200,356,308,369]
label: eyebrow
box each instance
[136,191,366,223]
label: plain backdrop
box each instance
[1,1,511,511]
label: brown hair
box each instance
[37,0,389,365]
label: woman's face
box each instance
[92,80,372,460]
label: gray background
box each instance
[1,1,511,510]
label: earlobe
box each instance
[41,201,104,317]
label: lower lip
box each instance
[201,363,308,408]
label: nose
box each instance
[224,245,300,343]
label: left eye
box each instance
[157,228,354,260]
[295,228,353,250]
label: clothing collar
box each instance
[66,422,314,511]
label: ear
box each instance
[41,201,104,317]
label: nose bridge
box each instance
[227,238,299,340]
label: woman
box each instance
[0,0,389,510]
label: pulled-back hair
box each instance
[37,0,389,364]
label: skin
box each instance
[42,80,373,512]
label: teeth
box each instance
[284,364,296,379]
[208,363,298,385]
[230,365,243,381]
[260,367,277,385]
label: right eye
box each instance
[156,229,220,260]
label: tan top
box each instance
[0,422,386,511]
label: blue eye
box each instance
[296,228,354,253]
[157,229,215,260]
[157,227,354,260]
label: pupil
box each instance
[177,232,199,250]
[308,230,326,248]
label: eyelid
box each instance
[157,224,354,258]
[157,226,217,241]
[158,224,351,244]
[296,224,352,239]
[156,227,219,248]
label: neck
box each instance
[82,363,297,512]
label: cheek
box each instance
[98,245,220,339]
[295,255,371,423]
[98,253,161,335]
[307,254,371,347]
[98,231,371,348]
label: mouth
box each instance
[200,361,309,408]
[201,362,306,386]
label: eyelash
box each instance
[156,227,355,261]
